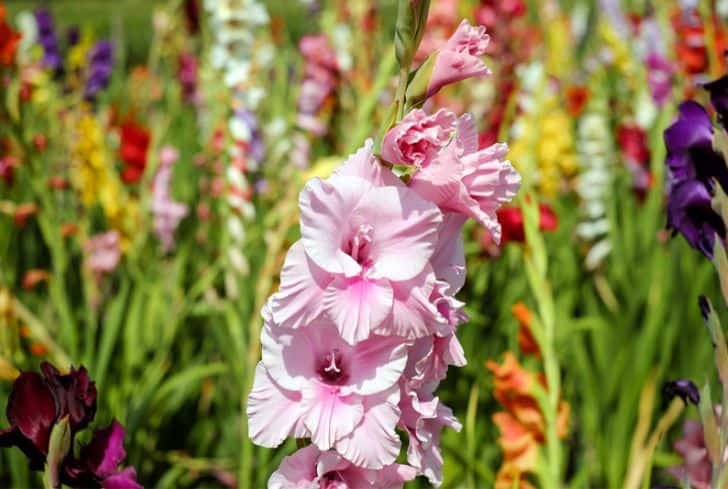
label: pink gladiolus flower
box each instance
[247,320,406,469]
[385,110,521,243]
[381,109,457,168]
[269,445,417,489]
[84,231,121,277]
[399,385,462,486]
[426,20,491,99]
[269,141,443,344]
[667,413,728,489]
[151,145,188,252]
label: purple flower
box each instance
[646,51,674,107]
[84,40,114,101]
[178,53,200,105]
[667,179,726,258]
[663,101,728,257]
[664,101,727,189]
[0,363,97,470]
[34,9,63,72]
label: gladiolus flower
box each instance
[119,119,151,184]
[384,110,521,243]
[269,445,416,489]
[0,9,21,66]
[425,20,491,99]
[667,417,721,489]
[84,231,121,277]
[0,363,97,469]
[493,204,559,246]
[248,320,406,469]
[512,302,539,357]
[14,202,38,227]
[22,269,49,290]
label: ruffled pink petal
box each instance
[302,384,364,450]
[335,386,401,469]
[269,240,332,329]
[360,186,442,281]
[426,51,490,99]
[378,267,440,340]
[430,213,466,293]
[299,175,370,276]
[247,363,305,448]
[344,335,408,396]
[323,276,394,345]
[268,445,320,489]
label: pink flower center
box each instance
[344,223,374,267]
[318,349,348,384]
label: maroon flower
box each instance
[0,362,97,469]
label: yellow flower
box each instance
[70,111,138,250]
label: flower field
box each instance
[1,0,728,488]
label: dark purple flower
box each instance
[0,372,57,469]
[663,379,701,406]
[63,421,142,489]
[703,74,728,130]
[667,179,726,258]
[34,9,63,72]
[0,362,97,470]
[664,101,728,190]
[84,40,114,100]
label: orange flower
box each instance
[29,342,49,357]
[14,203,38,227]
[512,302,540,357]
[565,85,589,117]
[21,269,49,290]
[493,411,539,472]
[60,223,79,238]
[487,352,571,488]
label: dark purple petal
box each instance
[664,101,728,190]
[667,179,726,258]
[663,379,701,405]
[5,372,57,458]
[703,75,728,129]
[41,363,97,433]
[82,420,127,478]
[102,467,143,489]
[698,295,711,322]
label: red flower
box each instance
[0,4,21,67]
[119,119,150,184]
[496,204,559,245]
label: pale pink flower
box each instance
[381,109,457,168]
[269,445,417,489]
[274,143,443,344]
[399,385,462,487]
[84,231,121,276]
[247,320,406,468]
[151,145,188,252]
[426,20,491,99]
[402,112,521,243]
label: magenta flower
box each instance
[425,20,491,99]
[385,110,521,243]
[269,445,417,489]
[63,421,142,489]
[248,320,406,468]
